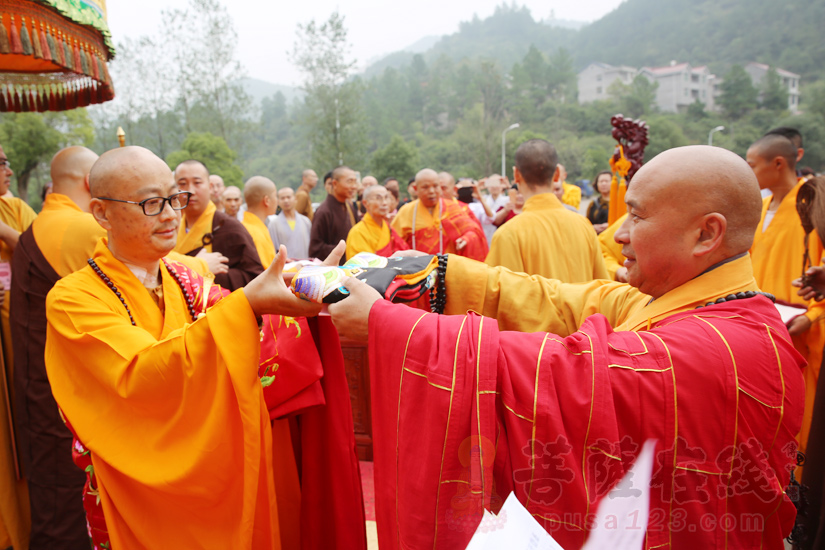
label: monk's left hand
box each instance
[328,276,382,342]
[787,314,812,336]
[793,265,825,301]
[245,245,323,318]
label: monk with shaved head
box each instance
[43,146,348,549]
[242,176,279,268]
[345,184,409,260]
[391,168,488,260]
[330,145,804,549]
[174,159,260,290]
[748,132,825,470]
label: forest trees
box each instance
[290,12,367,171]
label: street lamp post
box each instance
[708,125,725,146]
[501,123,520,176]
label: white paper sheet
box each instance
[775,303,807,325]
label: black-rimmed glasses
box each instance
[96,191,192,216]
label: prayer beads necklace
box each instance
[88,258,198,325]
[694,290,775,308]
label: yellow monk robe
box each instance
[45,241,279,549]
[561,181,581,209]
[242,212,301,550]
[598,213,629,280]
[176,199,217,254]
[243,211,277,267]
[485,193,608,281]
[750,180,825,457]
[0,196,35,550]
[346,213,409,260]
[392,198,488,261]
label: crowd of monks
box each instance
[0,125,821,550]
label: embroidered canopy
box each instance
[0,0,115,111]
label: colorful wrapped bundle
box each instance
[291,254,440,304]
[607,114,649,224]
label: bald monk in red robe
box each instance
[330,145,805,550]
[392,169,488,261]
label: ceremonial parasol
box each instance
[0,0,115,112]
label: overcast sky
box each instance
[105,0,624,87]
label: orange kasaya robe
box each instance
[346,212,409,260]
[598,213,628,280]
[45,240,280,549]
[369,253,804,549]
[750,180,825,461]
[392,198,488,261]
[0,196,36,549]
[243,211,277,268]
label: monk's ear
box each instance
[551,165,561,183]
[83,174,91,195]
[90,198,112,231]
[694,212,726,257]
[513,167,523,184]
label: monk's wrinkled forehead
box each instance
[89,146,172,198]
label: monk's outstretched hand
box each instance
[328,276,382,342]
[322,240,347,266]
[793,265,825,302]
[244,244,323,318]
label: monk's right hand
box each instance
[244,244,323,318]
[793,265,825,301]
[328,276,382,342]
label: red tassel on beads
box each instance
[10,15,23,54]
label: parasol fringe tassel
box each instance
[31,18,42,59]
[0,87,7,112]
[46,25,57,62]
[0,15,10,54]
[91,49,100,80]
[80,44,90,76]
[20,17,32,56]
[48,86,57,111]
[9,15,23,54]
[38,87,48,112]
[19,87,29,112]
[72,39,81,73]
[38,22,50,61]
[61,32,72,70]
[52,26,64,65]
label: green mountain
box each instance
[364,0,825,82]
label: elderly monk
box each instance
[210,174,226,211]
[44,146,332,549]
[309,166,361,263]
[242,176,279,268]
[346,185,409,260]
[269,187,312,259]
[223,184,243,220]
[330,145,804,550]
[175,160,261,290]
[747,134,825,463]
[0,143,36,550]
[486,139,607,281]
[392,169,488,260]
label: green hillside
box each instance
[365,0,825,82]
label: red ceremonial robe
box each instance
[368,292,804,549]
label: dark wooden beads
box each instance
[88,258,135,326]
[429,254,448,315]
